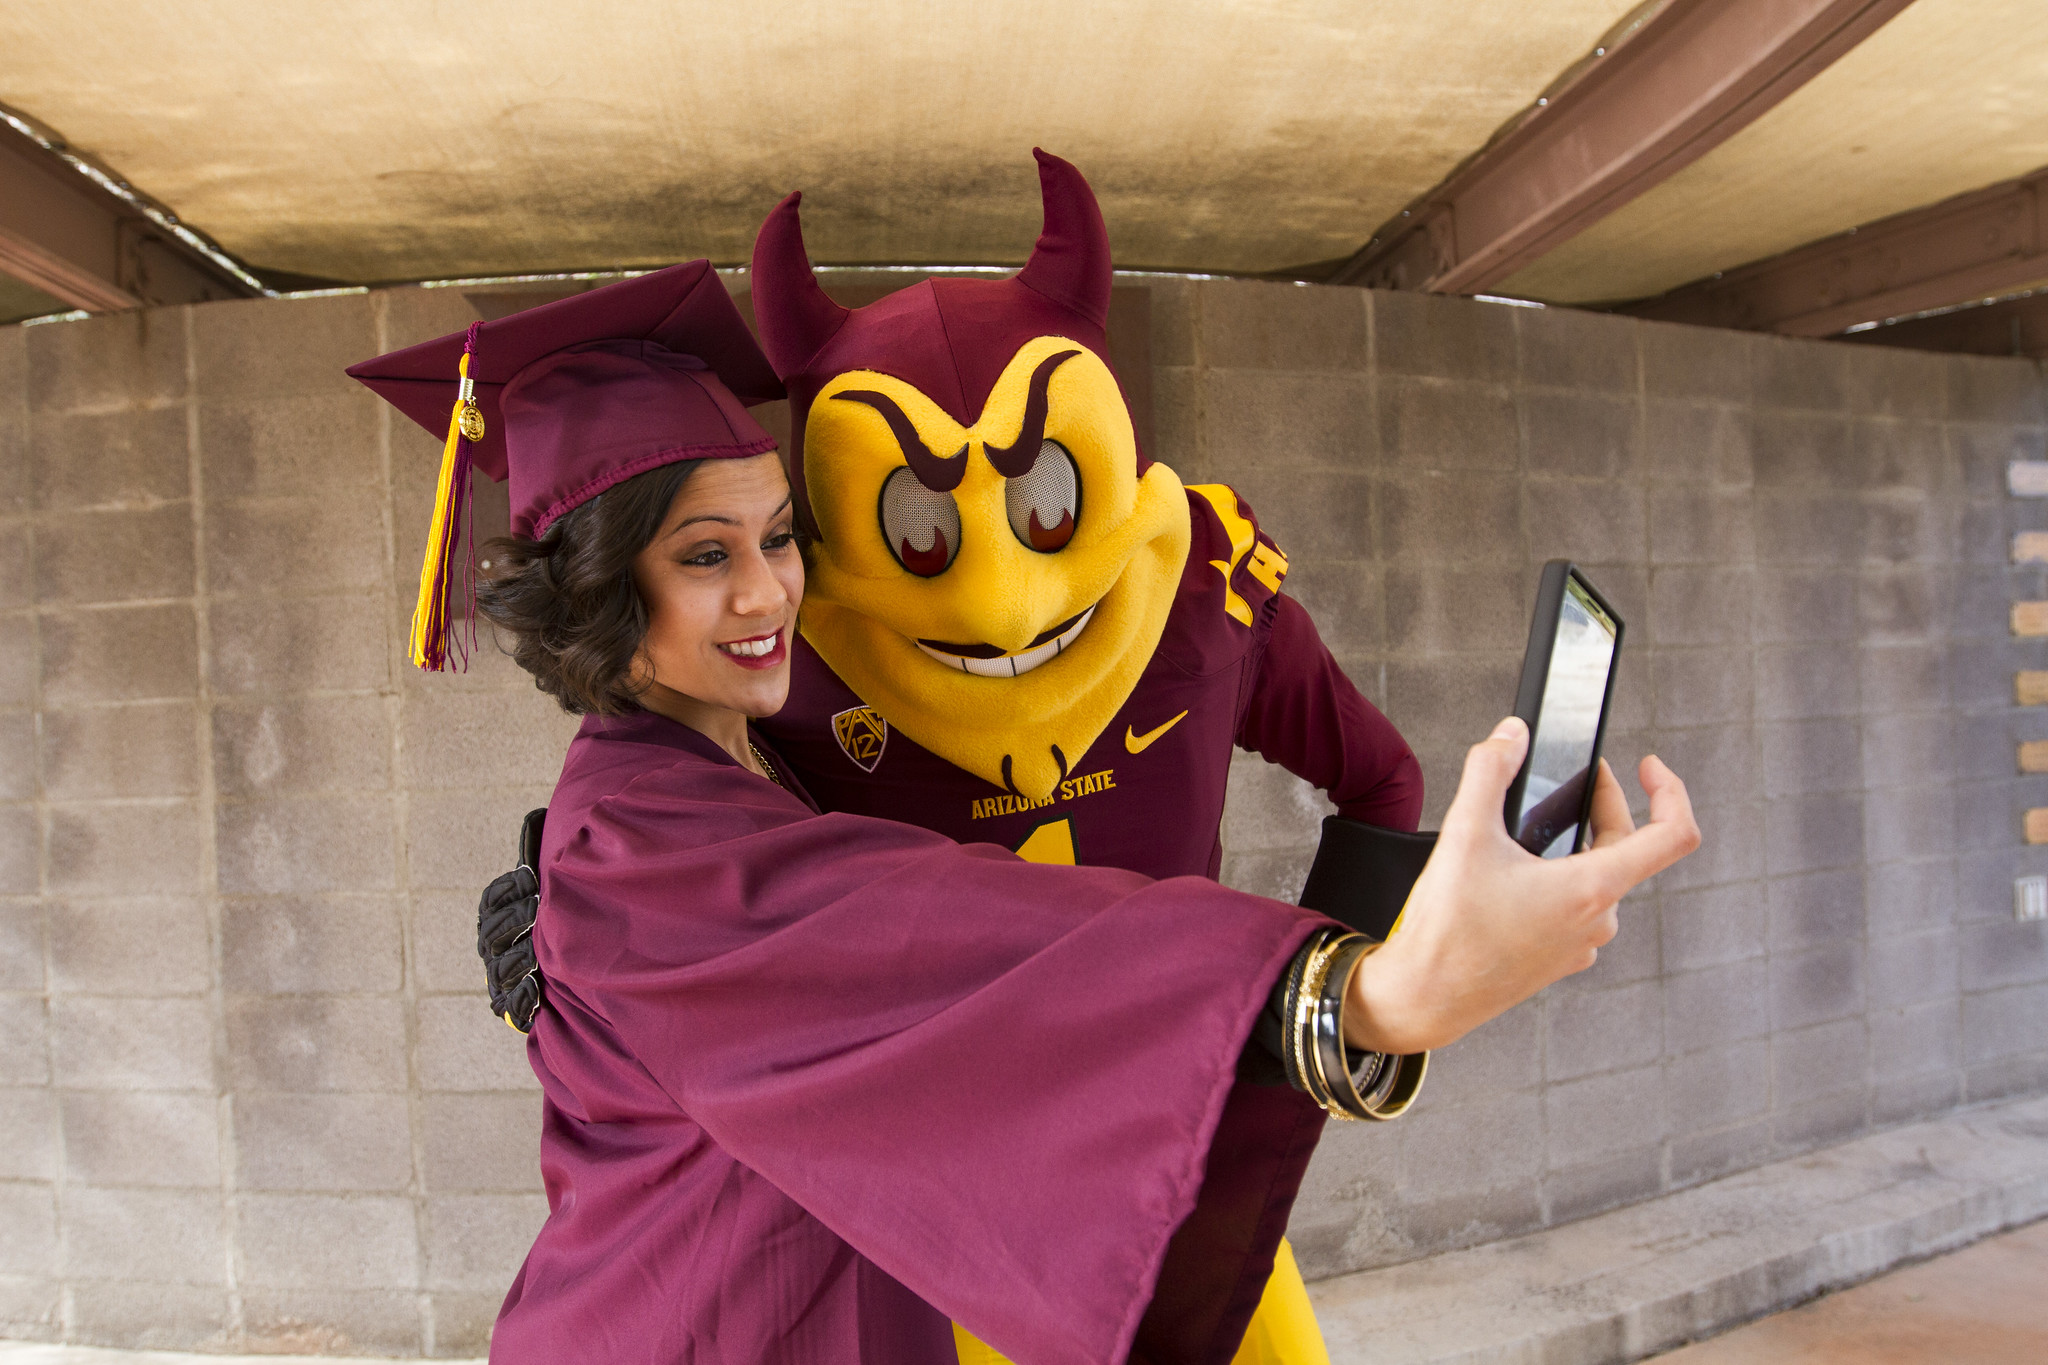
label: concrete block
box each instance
[1525,480,1646,566]
[1667,1117,1774,1189]
[1958,501,2013,568]
[1658,801,1765,894]
[39,701,198,800]
[1772,941,1866,1030]
[223,894,404,995]
[1402,999,1540,1110]
[1543,1144,1665,1227]
[1754,411,1859,491]
[215,793,397,895]
[1766,868,1865,951]
[1959,917,2048,992]
[0,1087,55,1180]
[1948,354,2047,424]
[47,897,210,995]
[0,532,26,613]
[1392,1089,1545,1206]
[1520,391,1639,480]
[1864,785,1959,862]
[234,1092,413,1191]
[1757,718,1860,798]
[0,1272,61,1341]
[1640,321,1753,405]
[1150,365,1201,475]
[1862,565,1952,647]
[234,1192,420,1290]
[400,687,580,793]
[1198,278,1367,372]
[1380,1185,1546,1270]
[46,802,201,896]
[1862,495,1952,565]
[1648,485,1754,567]
[1861,643,1947,713]
[32,505,194,606]
[61,1185,225,1284]
[1955,846,2048,925]
[1754,335,1854,413]
[1772,1087,1869,1153]
[1555,893,1663,992]
[1841,346,1950,420]
[1372,290,1516,384]
[24,308,187,415]
[1952,421,2037,496]
[1380,564,1524,657]
[1516,304,1638,394]
[1542,1064,1667,1164]
[1545,980,1663,1082]
[1666,1039,1770,1132]
[1868,1068,1962,1126]
[60,1091,221,1187]
[237,1287,424,1356]
[1862,712,1954,786]
[1651,647,1753,728]
[0,899,41,991]
[1774,1017,1868,1101]
[212,696,392,797]
[225,994,407,1093]
[380,278,486,350]
[39,604,197,705]
[206,593,389,696]
[404,784,556,895]
[197,392,382,498]
[1665,959,1770,1051]
[192,292,375,402]
[1145,278,1197,368]
[422,1090,544,1194]
[0,1181,56,1275]
[417,994,542,1092]
[1869,1000,1961,1081]
[1278,559,1382,654]
[66,1280,231,1353]
[1648,565,1754,648]
[1220,753,1329,853]
[1646,726,1759,809]
[1754,490,1863,565]
[429,1290,508,1357]
[1375,474,1521,566]
[0,803,37,898]
[1376,376,1518,473]
[1765,792,1865,876]
[1752,570,1857,646]
[425,1194,550,1291]
[0,994,49,1085]
[0,619,32,705]
[205,491,388,597]
[409,888,500,996]
[1645,401,1753,486]
[28,408,190,513]
[1853,417,1947,493]
[1964,981,2048,1066]
[1964,1051,2048,1102]
[1221,466,1374,561]
[1867,927,1959,1008]
[1957,778,2039,853]
[51,995,215,1090]
[1661,881,1766,973]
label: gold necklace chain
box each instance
[747,739,783,788]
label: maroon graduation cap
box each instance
[347,260,784,670]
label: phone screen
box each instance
[1512,574,1619,858]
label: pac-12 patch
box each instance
[832,706,888,773]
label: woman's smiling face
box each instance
[630,451,805,724]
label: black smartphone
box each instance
[1503,562,1625,858]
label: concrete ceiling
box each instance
[1498,0,2048,304]
[0,0,1642,284]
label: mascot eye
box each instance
[880,467,962,577]
[1005,440,1080,553]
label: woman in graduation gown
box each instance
[349,264,1698,1365]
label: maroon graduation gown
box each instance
[761,485,1423,880]
[492,712,1331,1365]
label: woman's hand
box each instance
[1342,717,1700,1055]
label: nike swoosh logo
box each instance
[1125,710,1189,754]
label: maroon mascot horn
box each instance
[751,148,1142,533]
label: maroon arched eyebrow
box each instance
[983,349,1081,477]
[832,390,969,492]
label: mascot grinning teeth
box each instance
[753,153,1192,801]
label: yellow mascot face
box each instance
[799,336,1191,800]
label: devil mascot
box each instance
[475,152,1426,1364]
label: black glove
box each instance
[478,809,548,1033]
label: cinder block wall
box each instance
[0,279,2043,1353]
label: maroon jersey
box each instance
[762,485,1423,877]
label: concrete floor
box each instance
[1649,1219,2048,1364]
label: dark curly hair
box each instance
[476,458,704,715]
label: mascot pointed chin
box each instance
[752,151,1191,800]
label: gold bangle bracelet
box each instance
[1310,936,1430,1122]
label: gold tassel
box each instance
[410,349,480,671]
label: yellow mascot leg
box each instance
[950,1237,1328,1365]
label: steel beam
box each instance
[1623,168,2048,336]
[0,117,258,312]
[1835,287,2048,359]
[1327,0,1918,293]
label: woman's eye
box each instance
[879,467,962,576]
[1005,439,1079,553]
[682,547,727,567]
[764,530,796,551]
